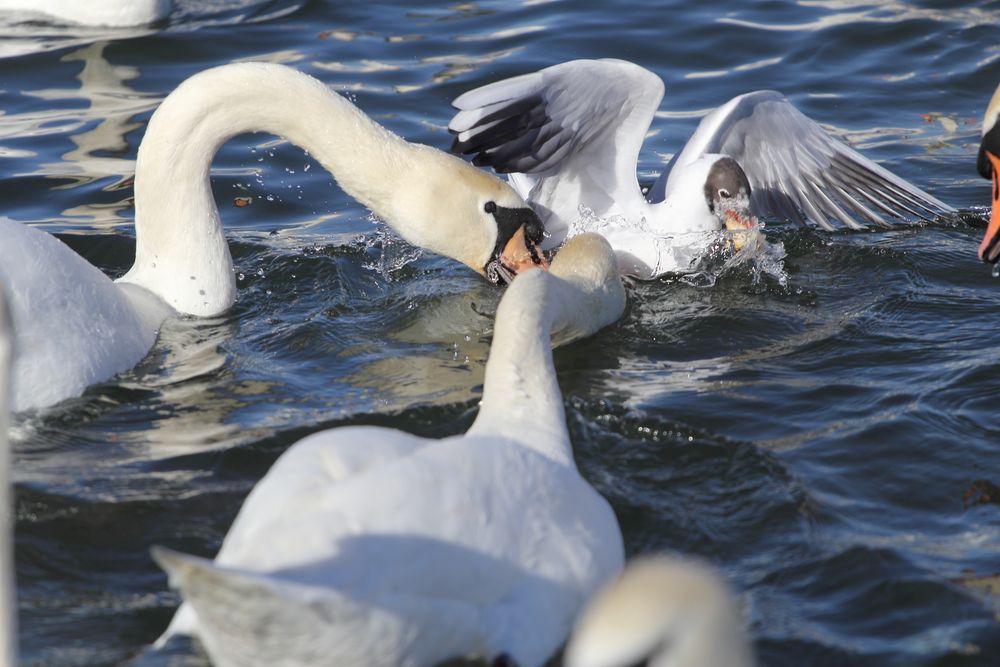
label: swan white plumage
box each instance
[976,81,1000,263]
[151,232,626,667]
[449,59,953,278]
[0,62,548,413]
[565,556,753,667]
[0,0,171,27]
[0,284,15,666]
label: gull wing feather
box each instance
[449,59,664,224]
[653,91,953,230]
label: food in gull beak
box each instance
[723,211,758,251]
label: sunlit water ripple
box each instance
[1,1,999,665]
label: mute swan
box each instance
[976,82,1000,263]
[0,0,170,27]
[565,556,753,667]
[449,59,953,279]
[151,232,626,667]
[1,62,547,412]
[0,286,15,665]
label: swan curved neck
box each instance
[470,270,582,464]
[120,63,416,316]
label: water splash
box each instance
[567,205,637,238]
[567,205,787,287]
[696,223,788,288]
[361,214,423,280]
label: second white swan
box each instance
[152,233,626,667]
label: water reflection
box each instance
[0,41,157,226]
[719,1,1000,32]
[346,286,498,407]
[35,42,159,223]
[0,20,152,59]
[8,313,243,495]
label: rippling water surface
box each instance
[2,0,999,665]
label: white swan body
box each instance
[153,233,627,667]
[0,221,171,413]
[0,285,16,665]
[450,59,954,279]
[0,0,171,27]
[566,556,753,667]
[3,63,545,412]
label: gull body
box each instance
[450,59,952,278]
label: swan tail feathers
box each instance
[151,545,495,666]
[152,546,374,665]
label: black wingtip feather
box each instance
[450,109,549,157]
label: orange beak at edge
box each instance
[979,151,1000,263]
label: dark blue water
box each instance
[2,0,999,665]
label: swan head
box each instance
[393,147,548,284]
[565,556,753,667]
[977,82,1000,263]
[547,233,626,340]
[549,233,621,291]
[703,157,757,250]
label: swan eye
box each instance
[484,201,497,214]
[718,188,731,199]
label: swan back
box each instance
[565,556,752,667]
[0,220,170,412]
[0,0,171,26]
[0,283,15,665]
